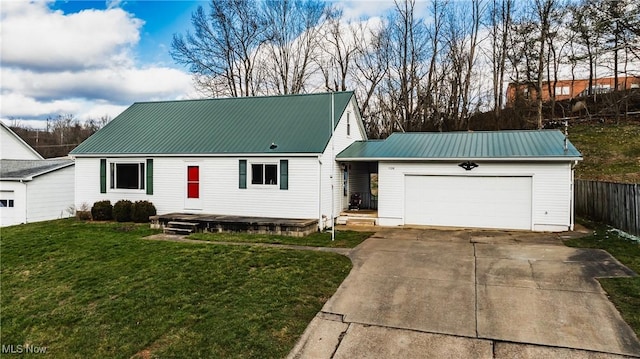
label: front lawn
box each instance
[564,220,640,337]
[188,230,373,248]
[0,219,352,358]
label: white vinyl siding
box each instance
[1,165,74,227]
[75,156,320,220]
[26,165,75,223]
[1,125,42,160]
[320,98,366,222]
[378,161,573,232]
[0,184,25,226]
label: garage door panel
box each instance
[405,175,532,230]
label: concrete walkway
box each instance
[288,228,640,359]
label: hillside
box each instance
[569,122,640,184]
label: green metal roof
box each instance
[337,130,582,161]
[71,92,354,155]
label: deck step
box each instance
[336,216,348,225]
[346,217,377,226]
[164,221,199,234]
[164,227,194,234]
[167,221,199,227]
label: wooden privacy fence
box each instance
[575,179,640,236]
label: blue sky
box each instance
[0,0,395,128]
[50,0,203,67]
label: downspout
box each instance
[318,156,323,231]
[570,161,576,231]
[21,179,28,224]
[331,92,335,241]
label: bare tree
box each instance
[488,0,514,119]
[533,0,556,129]
[262,0,329,94]
[420,0,447,131]
[378,0,429,135]
[351,22,391,137]
[171,0,266,97]
[317,9,358,92]
[437,0,485,130]
[10,114,108,158]
[544,4,569,120]
[568,1,601,97]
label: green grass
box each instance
[188,230,374,248]
[564,219,640,337]
[569,123,640,183]
[0,219,352,358]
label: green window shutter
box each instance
[239,160,247,189]
[100,158,107,193]
[100,159,107,193]
[146,159,153,195]
[280,160,288,190]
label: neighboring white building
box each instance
[1,123,75,227]
[1,122,43,161]
[70,92,366,230]
[70,92,582,233]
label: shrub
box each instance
[76,210,92,221]
[75,202,92,221]
[91,200,113,221]
[113,200,133,222]
[131,200,156,223]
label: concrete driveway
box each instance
[288,228,640,358]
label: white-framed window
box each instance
[251,163,278,185]
[594,84,611,94]
[555,86,570,95]
[0,199,14,207]
[110,162,145,190]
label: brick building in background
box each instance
[506,76,640,106]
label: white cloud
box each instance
[0,92,83,118]
[106,0,123,10]
[2,66,193,104]
[0,0,196,128]
[1,1,142,71]
[339,0,396,21]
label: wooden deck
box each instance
[150,212,318,237]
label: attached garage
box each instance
[337,130,583,232]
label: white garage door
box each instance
[404,175,532,230]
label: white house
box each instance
[70,92,366,230]
[70,92,582,232]
[0,122,75,227]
